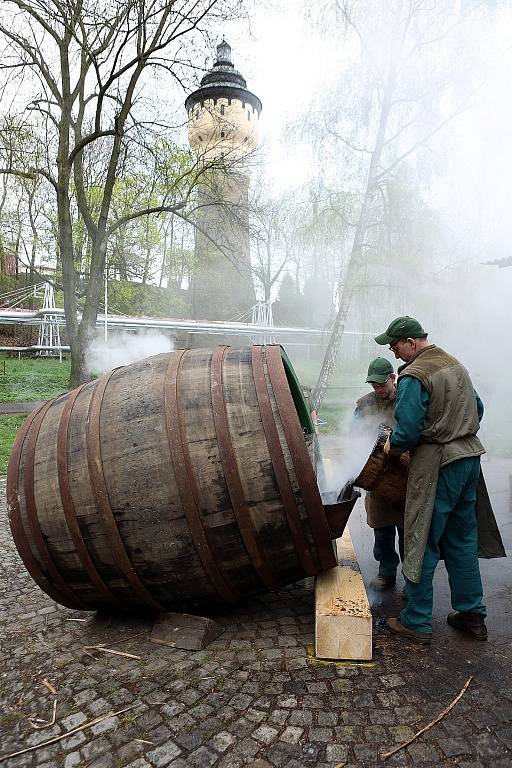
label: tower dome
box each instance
[185,40,262,159]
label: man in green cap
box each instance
[374,316,505,645]
[353,357,405,591]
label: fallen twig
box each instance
[65,618,88,623]
[87,631,149,648]
[28,699,57,730]
[382,676,473,760]
[82,646,142,660]
[41,678,57,695]
[0,704,136,762]
[134,739,154,745]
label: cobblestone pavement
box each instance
[1,457,512,768]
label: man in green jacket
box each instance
[353,358,405,590]
[375,316,487,645]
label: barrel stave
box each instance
[99,355,217,608]
[181,348,261,596]
[223,347,305,586]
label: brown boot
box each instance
[447,612,487,641]
[386,617,431,645]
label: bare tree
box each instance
[0,0,243,385]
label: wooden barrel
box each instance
[353,425,409,502]
[7,345,338,612]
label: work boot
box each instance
[447,612,488,641]
[386,617,432,645]
[370,575,396,591]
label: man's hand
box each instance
[383,435,391,455]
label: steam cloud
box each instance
[86,330,174,375]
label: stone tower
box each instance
[185,40,262,321]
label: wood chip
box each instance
[41,678,57,695]
[382,676,473,760]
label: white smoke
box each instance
[318,422,382,496]
[86,330,175,376]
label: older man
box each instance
[353,357,404,590]
[374,316,504,645]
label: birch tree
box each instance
[310,0,494,408]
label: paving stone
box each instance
[233,736,261,757]
[186,746,219,767]
[407,742,443,764]
[246,708,267,723]
[325,743,348,762]
[211,730,236,752]
[61,711,88,730]
[146,741,182,766]
[268,709,289,726]
[438,736,473,757]
[253,724,280,744]
[280,726,303,744]
[60,731,87,750]
[87,755,115,768]
[289,710,313,727]
[80,737,111,762]
[63,753,82,768]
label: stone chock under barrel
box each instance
[7,345,357,613]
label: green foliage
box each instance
[0,415,25,474]
[107,280,191,318]
[0,355,70,401]
[273,274,307,326]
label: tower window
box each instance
[247,110,251,121]
[221,131,225,138]
[220,104,225,115]
[242,102,245,109]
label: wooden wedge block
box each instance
[151,612,224,651]
[315,527,372,660]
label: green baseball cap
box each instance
[366,357,394,384]
[375,316,427,345]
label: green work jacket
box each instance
[391,345,505,582]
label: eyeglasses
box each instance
[389,339,404,351]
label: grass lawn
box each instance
[0,415,26,474]
[0,355,70,402]
[0,356,71,474]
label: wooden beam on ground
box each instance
[314,527,372,660]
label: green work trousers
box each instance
[401,457,486,634]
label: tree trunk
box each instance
[313,46,398,410]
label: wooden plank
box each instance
[151,612,224,651]
[314,527,372,661]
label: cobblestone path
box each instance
[1,475,512,768]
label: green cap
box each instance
[366,357,394,384]
[375,316,427,345]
